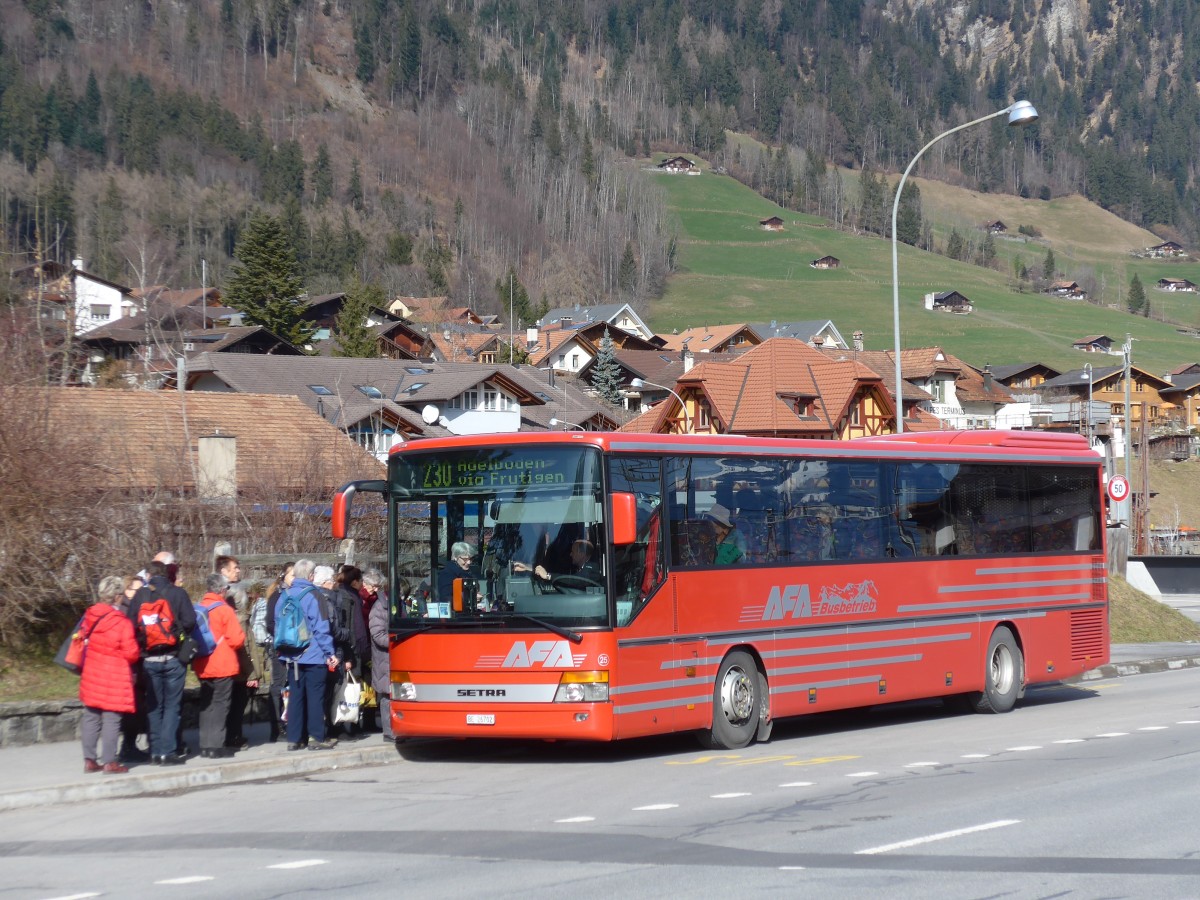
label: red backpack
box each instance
[136,593,178,651]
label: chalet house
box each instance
[67,258,138,335]
[657,323,762,355]
[37,387,382,497]
[620,338,896,438]
[373,319,433,359]
[760,216,785,231]
[539,302,655,341]
[528,328,597,374]
[657,156,697,173]
[751,319,849,350]
[1072,335,1114,353]
[985,220,1007,234]
[1042,365,1174,430]
[810,255,840,269]
[924,290,973,314]
[1157,277,1197,292]
[1048,280,1087,300]
[429,328,504,364]
[1159,373,1200,432]
[1146,241,1185,258]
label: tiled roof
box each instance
[429,330,501,362]
[37,387,381,494]
[657,323,760,352]
[612,349,686,386]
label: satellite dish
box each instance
[421,404,440,425]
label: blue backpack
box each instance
[190,599,222,658]
[274,586,315,656]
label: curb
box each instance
[1072,655,1200,682]
[0,742,398,812]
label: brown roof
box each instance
[37,387,382,495]
[429,330,501,362]
[657,323,761,352]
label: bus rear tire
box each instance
[968,625,1022,714]
[701,651,760,750]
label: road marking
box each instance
[1005,745,1041,752]
[778,866,807,870]
[42,894,101,900]
[667,755,740,765]
[780,781,814,787]
[1096,732,1129,738]
[845,771,879,778]
[155,876,214,885]
[712,792,751,798]
[723,755,797,766]
[1137,726,1168,731]
[267,860,328,870]
[856,819,1021,855]
[633,803,679,811]
[555,816,595,823]
[783,755,859,767]
[1178,720,1200,725]
[1053,739,1085,744]
[904,761,939,768]
[960,753,989,759]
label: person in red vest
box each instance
[192,572,247,759]
[79,575,142,774]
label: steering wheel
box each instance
[549,573,602,593]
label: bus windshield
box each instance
[391,445,609,629]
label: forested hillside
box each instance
[2,0,1198,323]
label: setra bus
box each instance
[332,429,1108,749]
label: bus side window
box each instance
[609,455,664,625]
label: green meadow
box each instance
[650,158,1200,374]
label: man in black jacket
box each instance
[127,559,195,765]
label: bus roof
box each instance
[388,429,1101,466]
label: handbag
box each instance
[330,671,362,725]
[53,608,113,675]
[176,630,198,665]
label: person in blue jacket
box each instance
[274,559,338,751]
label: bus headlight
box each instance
[393,675,416,702]
[554,671,609,703]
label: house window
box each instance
[483,388,499,410]
[850,404,861,426]
[464,389,479,409]
[308,385,334,396]
[1135,382,1144,392]
[696,402,710,430]
[571,353,580,370]
[448,395,460,409]
[479,351,495,363]
[356,385,383,398]
[556,354,566,368]
[930,380,946,402]
[90,304,111,319]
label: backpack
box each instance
[190,599,222,658]
[274,586,315,656]
[135,592,178,651]
[250,597,270,646]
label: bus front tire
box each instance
[701,651,761,750]
[968,625,1022,714]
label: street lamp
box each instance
[629,377,692,433]
[549,416,585,431]
[891,99,1039,433]
[1081,363,1092,443]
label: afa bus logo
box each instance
[502,640,586,668]
[756,579,880,621]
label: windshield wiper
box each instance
[501,613,582,643]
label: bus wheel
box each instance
[702,651,760,750]
[969,626,1023,714]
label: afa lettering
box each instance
[502,640,579,668]
[763,584,812,620]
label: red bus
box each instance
[333,429,1108,749]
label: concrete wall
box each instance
[1130,555,1200,595]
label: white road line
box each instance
[155,876,215,885]
[1053,739,1085,744]
[960,753,989,759]
[1178,720,1200,725]
[1138,726,1168,731]
[711,792,751,798]
[780,781,814,787]
[633,803,678,811]
[41,894,101,900]
[904,761,939,768]
[845,771,879,777]
[1096,732,1129,738]
[267,860,328,870]
[778,866,807,870]
[555,816,595,823]
[1005,745,1042,752]
[856,819,1021,855]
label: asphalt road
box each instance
[3,665,1199,899]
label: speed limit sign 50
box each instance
[1107,475,1130,503]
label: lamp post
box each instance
[629,377,692,433]
[549,416,585,431]
[1081,363,1092,444]
[891,99,1039,433]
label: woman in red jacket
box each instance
[79,575,142,774]
[192,572,246,759]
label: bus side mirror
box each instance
[611,492,637,545]
[331,479,387,540]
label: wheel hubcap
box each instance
[719,665,755,725]
[990,644,1014,693]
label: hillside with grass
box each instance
[650,161,1200,375]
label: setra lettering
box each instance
[457,689,507,697]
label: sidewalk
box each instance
[4,639,1199,812]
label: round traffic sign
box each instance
[1107,475,1130,503]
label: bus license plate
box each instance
[466,714,495,726]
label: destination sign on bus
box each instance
[394,447,596,495]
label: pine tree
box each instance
[312,143,333,207]
[1128,273,1146,314]
[590,333,623,404]
[618,241,638,293]
[895,180,922,246]
[224,212,313,347]
[946,228,965,261]
[346,157,364,211]
[333,275,383,358]
[1044,247,1056,280]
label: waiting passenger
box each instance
[705,503,747,565]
